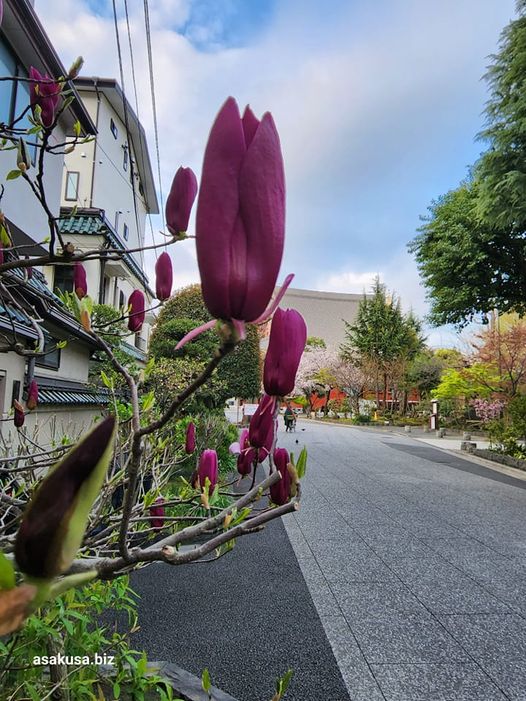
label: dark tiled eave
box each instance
[58,212,152,292]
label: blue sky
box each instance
[40,0,517,347]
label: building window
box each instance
[11,380,20,407]
[0,39,37,163]
[123,145,128,171]
[123,223,129,241]
[119,290,125,309]
[54,265,74,295]
[110,118,118,139]
[36,333,61,370]
[0,41,17,124]
[64,171,79,201]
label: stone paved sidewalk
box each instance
[280,420,526,701]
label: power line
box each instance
[122,0,157,260]
[111,0,145,272]
[143,0,166,241]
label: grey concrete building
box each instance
[276,287,366,349]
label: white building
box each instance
[0,0,112,446]
[266,287,365,350]
[52,76,159,359]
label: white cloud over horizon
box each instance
[36,0,516,348]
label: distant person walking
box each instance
[284,402,295,432]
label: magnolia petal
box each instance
[175,319,216,350]
[253,273,295,324]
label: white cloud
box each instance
[36,0,516,330]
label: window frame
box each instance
[110,118,118,139]
[35,334,61,371]
[64,171,80,201]
[123,223,129,241]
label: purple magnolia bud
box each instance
[196,98,285,322]
[185,422,196,454]
[149,497,165,529]
[197,449,218,499]
[15,416,116,579]
[73,262,87,299]
[264,308,307,397]
[270,448,292,505]
[26,380,38,411]
[166,166,198,238]
[155,251,173,301]
[249,394,276,458]
[236,429,254,476]
[128,290,145,332]
[29,67,60,128]
[13,400,24,428]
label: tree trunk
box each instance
[383,373,388,411]
[47,635,70,701]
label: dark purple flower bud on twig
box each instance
[127,290,145,332]
[149,497,165,530]
[73,262,87,299]
[249,394,276,459]
[196,98,285,322]
[26,380,38,411]
[13,400,24,428]
[196,449,218,508]
[264,308,307,397]
[270,448,292,505]
[29,67,61,128]
[166,166,198,239]
[14,416,116,579]
[235,428,254,476]
[155,251,173,301]
[185,422,196,454]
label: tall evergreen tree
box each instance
[341,278,423,410]
[476,1,526,230]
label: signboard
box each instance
[243,403,258,417]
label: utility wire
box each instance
[122,0,157,260]
[143,0,167,241]
[111,0,145,272]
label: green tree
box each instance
[410,4,526,324]
[149,285,261,407]
[476,1,526,231]
[408,181,518,325]
[341,278,424,410]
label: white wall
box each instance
[62,91,149,262]
[35,339,91,384]
[2,406,102,451]
[0,122,67,245]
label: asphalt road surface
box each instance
[121,420,526,701]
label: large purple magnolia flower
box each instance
[166,166,198,238]
[270,448,292,506]
[29,67,60,128]
[264,308,307,397]
[196,97,285,323]
[155,252,173,301]
[249,394,276,460]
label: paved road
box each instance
[122,420,526,701]
[279,420,526,701]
